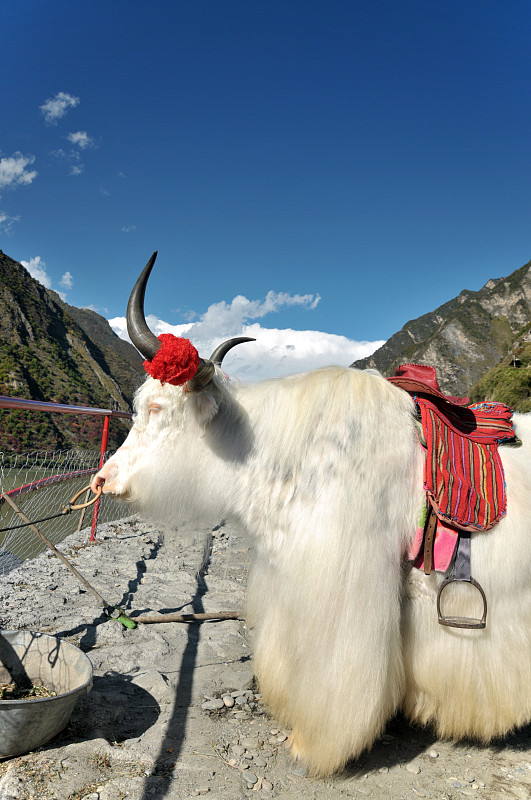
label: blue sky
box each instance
[1,1,531,380]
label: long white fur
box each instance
[94,366,531,776]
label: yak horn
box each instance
[187,337,254,390]
[127,252,161,360]
[209,337,256,365]
[127,253,255,384]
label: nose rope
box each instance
[67,483,103,510]
[0,484,102,533]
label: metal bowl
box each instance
[0,630,93,758]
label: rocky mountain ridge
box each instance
[353,258,531,407]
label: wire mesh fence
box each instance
[0,449,128,572]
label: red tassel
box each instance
[144,334,200,386]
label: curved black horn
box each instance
[209,337,256,366]
[127,254,255,388]
[127,252,161,360]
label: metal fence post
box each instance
[89,414,110,542]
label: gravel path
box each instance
[0,515,529,800]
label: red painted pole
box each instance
[90,414,110,541]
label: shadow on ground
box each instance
[343,713,531,777]
[56,672,160,746]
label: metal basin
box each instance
[0,630,93,758]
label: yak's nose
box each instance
[91,460,122,495]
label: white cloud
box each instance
[21,256,52,289]
[122,225,137,233]
[109,290,384,382]
[82,304,109,314]
[60,271,73,289]
[51,148,84,176]
[181,290,321,341]
[67,131,94,149]
[20,258,74,298]
[0,211,21,233]
[0,153,38,189]
[40,92,80,124]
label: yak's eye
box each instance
[148,403,162,415]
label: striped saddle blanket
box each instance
[409,397,516,571]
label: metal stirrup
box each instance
[436,533,488,629]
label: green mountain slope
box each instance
[469,323,531,411]
[0,250,144,451]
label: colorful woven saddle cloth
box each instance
[408,397,516,572]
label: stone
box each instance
[201,698,225,711]
[241,737,260,749]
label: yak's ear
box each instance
[189,390,220,426]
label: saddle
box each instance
[388,364,518,629]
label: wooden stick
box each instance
[76,487,92,532]
[132,611,243,624]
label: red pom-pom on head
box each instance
[144,334,200,386]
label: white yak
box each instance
[92,253,531,776]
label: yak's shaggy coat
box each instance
[94,366,531,776]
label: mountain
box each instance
[54,298,143,406]
[0,250,144,452]
[353,258,531,408]
[468,322,531,411]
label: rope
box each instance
[0,484,102,533]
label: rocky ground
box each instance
[0,514,529,800]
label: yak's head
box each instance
[91,252,254,518]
